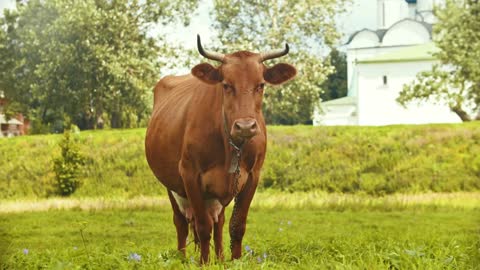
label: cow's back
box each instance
[145,74,204,193]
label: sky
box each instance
[0,0,15,12]
[156,0,378,50]
[0,0,378,49]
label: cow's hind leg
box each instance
[214,208,225,260]
[189,221,200,250]
[180,160,213,264]
[167,191,189,256]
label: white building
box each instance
[314,0,461,126]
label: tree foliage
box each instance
[0,0,197,132]
[320,49,348,101]
[212,0,349,124]
[397,0,480,121]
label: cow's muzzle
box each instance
[231,118,258,140]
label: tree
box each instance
[397,0,480,121]
[211,0,349,124]
[0,0,198,132]
[320,49,348,101]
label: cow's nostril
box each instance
[234,122,242,131]
[250,122,257,130]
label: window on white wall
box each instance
[383,75,388,86]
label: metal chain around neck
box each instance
[230,146,241,199]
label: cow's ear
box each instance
[192,63,223,84]
[264,63,297,85]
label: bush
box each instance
[52,131,85,196]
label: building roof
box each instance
[0,114,23,125]
[358,42,439,64]
[346,18,432,45]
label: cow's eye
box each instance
[223,83,231,91]
[257,83,265,92]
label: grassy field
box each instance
[1,193,479,269]
[1,124,480,268]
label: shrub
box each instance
[52,131,85,196]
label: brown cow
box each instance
[145,35,296,263]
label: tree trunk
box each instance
[111,112,121,128]
[451,106,471,122]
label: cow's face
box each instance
[192,37,296,143]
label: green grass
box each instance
[1,193,479,269]
[1,123,480,199]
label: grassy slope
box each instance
[1,123,480,199]
[265,123,480,193]
[1,201,479,269]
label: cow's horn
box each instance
[260,44,289,62]
[197,34,225,63]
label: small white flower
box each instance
[128,253,141,262]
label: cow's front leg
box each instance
[230,172,258,260]
[179,160,212,264]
